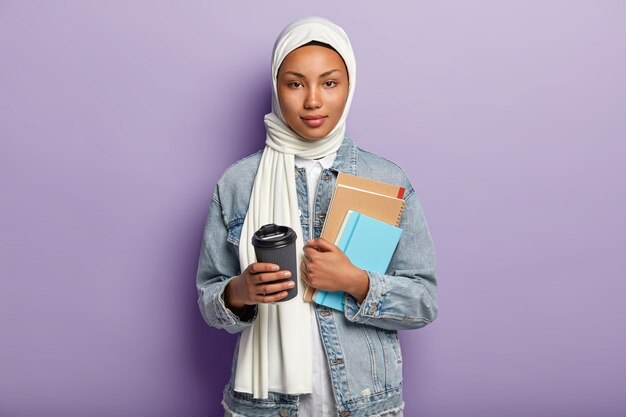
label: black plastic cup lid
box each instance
[251,224,297,249]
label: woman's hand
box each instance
[225,263,295,310]
[302,238,370,304]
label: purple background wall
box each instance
[1,1,624,416]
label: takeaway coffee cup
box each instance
[251,224,298,302]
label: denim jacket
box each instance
[196,136,438,417]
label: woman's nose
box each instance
[304,87,321,109]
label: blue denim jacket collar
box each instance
[329,135,357,176]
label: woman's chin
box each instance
[295,128,334,141]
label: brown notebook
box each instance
[304,172,406,302]
[331,172,406,201]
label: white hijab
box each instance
[234,16,356,399]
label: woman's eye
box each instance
[324,81,337,88]
[288,81,302,88]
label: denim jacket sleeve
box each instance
[196,185,258,334]
[343,186,438,331]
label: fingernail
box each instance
[288,281,295,288]
[272,265,280,271]
[284,271,291,278]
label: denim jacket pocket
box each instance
[376,328,404,386]
[226,218,245,247]
[390,330,403,365]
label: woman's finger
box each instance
[306,237,336,252]
[248,262,280,275]
[303,246,317,258]
[256,280,295,296]
[251,270,292,284]
[257,291,289,304]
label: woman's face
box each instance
[277,45,349,141]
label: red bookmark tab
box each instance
[397,187,405,199]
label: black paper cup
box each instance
[251,224,298,302]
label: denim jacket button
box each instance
[280,409,289,417]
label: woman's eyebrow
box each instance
[320,69,340,77]
[282,69,341,78]
[283,71,306,78]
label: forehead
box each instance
[278,45,347,75]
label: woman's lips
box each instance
[301,115,327,127]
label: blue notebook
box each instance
[313,210,403,311]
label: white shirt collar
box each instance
[294,152,337,170]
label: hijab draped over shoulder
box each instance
[235,16,356,399]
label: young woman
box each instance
[196,16,438,417]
